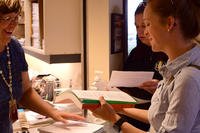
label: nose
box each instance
[144,28,149,38]
[137,29,143,36]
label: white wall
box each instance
[87,0,110,86]
[87,0,123,87]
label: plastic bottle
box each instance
[90,71,107,90]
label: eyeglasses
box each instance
[0,14,20,24]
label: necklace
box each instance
[0,45,18,123]
[0,46,13,94]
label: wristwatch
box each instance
[113,117,126,132]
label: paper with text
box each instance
[108,71,154,87]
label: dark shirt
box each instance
[0,38,28,133]
[124,42,167,79]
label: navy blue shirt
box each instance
[0,38,28,132]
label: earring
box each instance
[168,23,176,32]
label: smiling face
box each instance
[0,12,19,44]
[143,5,168,52]
[135,13,150,46]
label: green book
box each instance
[55,90,137,110]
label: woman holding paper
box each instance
[118,2,167,131]
[123,1,168,94]
[120,1,167,103]
[93,0,200,132]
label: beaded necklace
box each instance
[0,46,13,97]
[0,45,18,122]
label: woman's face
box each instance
[0,12,19,43]
[135,13,150,46]
[143,5,168,52]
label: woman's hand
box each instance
[138,79,159,94]
[92,96,121,124]
[50,109,85,124]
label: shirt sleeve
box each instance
[9,38,28,71]
[19,46,28,71]
[12,39,28,71]
[157,68,200,133]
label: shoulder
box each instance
[129,47,138,55]
[181,65,200,78]
[8,37,24,53]
[128,46,149,58]
[176,65,200,92]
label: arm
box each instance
[92,97,148,133]
[19,72,85,123]
[120,108,149,124]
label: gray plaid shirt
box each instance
[148,44,200,133]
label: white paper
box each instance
[108,71,154,87]
[38,120,104,133]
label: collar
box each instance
[159,44,200,79]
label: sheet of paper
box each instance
[108,71,154,87]
[38,120,104,133]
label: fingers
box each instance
[64,113,85,121]
[99,96,106,105]
[92,112,101,118]
[140,79,159,86]
[152,79,159,83]
[139,80,158,90]
[57,114,85,124]
[58,117,68,124]
[53,110,85,124]
[142,81,157,86]
[70,114,85,120]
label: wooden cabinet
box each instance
[24,0,82,63]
